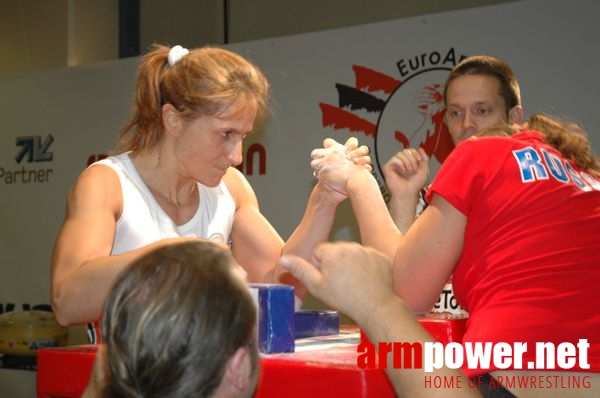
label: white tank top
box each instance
[94,153,235,254]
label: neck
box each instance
[130,151,197,208]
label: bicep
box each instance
[51,166,120,287]
[393,193,466,312]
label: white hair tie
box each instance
[168,45,189,66]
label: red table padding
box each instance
[412,314,467,346]
[37,315,466,398]
[257,346,396,397]
[37,344,98,398]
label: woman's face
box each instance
[172,100,257,187]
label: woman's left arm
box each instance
[224,167,343,301]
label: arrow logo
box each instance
[15,135,54,163]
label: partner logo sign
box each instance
[15,135,54,163]
[0,134,55,185]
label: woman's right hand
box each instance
[310,137,371,200]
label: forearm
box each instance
[283,183,340,260]
[388,192,419,234]
[276,184,341,301]
[52,257,127,326]
[51,239,181,326]
[347,170,402,260]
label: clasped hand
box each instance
[310,137,371,198]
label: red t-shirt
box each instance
[426,131,600,376]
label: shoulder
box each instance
[459,135,509,149]
[223,166,249,190]
[461,132,541,149]
[69,161,122,210]
[82,153,139,193]
[79,161,121,189]
[450,136,519,160]
[222,167,257,206]
[63,163,123,220]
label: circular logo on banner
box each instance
[319,48,466,200]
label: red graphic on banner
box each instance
[353,65,400,94]
[319,103,377,137]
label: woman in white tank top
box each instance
[50,44,371,335]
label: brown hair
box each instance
[118,44,270,154]
[477,113,600,178]
[527,113,600,178]
[101,241,257,398]
[444,55,521,115]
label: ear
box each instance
[508,105,523,125]
[223,346,251,391]
[162,103,184,137]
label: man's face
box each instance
[444,74,509,144]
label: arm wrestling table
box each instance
[37,315,466,398]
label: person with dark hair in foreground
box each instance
[83,240,258,398]
[85,239,482,398]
